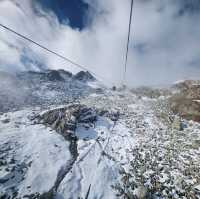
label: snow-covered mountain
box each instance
[0,71,200,199]
[0,70,101,113]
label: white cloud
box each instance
[0,0,200,86]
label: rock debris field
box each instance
[0,70,200,199]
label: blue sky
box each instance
[35,0,89,29]
[0,0,200,86]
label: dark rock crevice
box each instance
[36,104,98,198]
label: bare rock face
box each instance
[38,104,97,140]
[73,71,95,82]
[45,70,65,82]
[170,80,200,122]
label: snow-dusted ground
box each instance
[0,109,71,197]
[55,91,165,198]
[0,88,200,198]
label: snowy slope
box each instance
[0,70,200,199]
[0,109,71,198]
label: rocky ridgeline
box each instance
[0,70,98,114]
[18,70,95,83]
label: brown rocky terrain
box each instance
[169,80,200,122]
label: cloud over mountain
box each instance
[0,0,200,86]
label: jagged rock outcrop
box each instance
[58,69,72,79]
[46,70,65,81]
[73,71,95,82]
[38,104,98,140]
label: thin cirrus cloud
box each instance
[0,0,200,86]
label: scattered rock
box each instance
[0,69,97,114]
[78,107,97,123]
[98,110,120,122]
